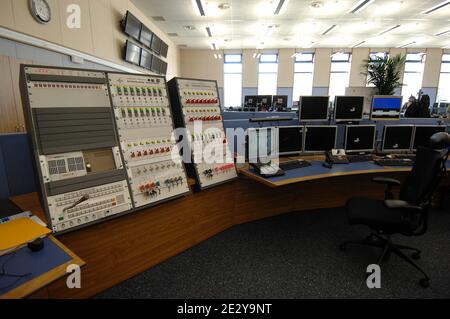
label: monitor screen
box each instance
[140,25,153,48]
[124,41,141,66]
[257,95,272,108]
[247,127,278,163]
[344,125,376,153]
[371,96,402,120]
[334,96,364,121]
[413,126,447,150]
[140,49,152,69]
[299,96,329,121]
[244,96,257,108]
[160,42,169,58]
[151,35,162,55]
[151,56,161,73]
[160,61,168,75]
[273,95,288,109]
[382,126,414,152]
[278,126,303,155]
[124,11,141,41]
[304,126,337,152]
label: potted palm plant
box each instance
[362,54,406,95]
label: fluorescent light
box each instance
[398,41,416,48]
[210,43,218,50]
[378,25,401,36]
[193,0,205,16]
[352,40,366,48]
[322,25,337,36]
[274,0,288,14]
[348,0,375,14]
[206,27,212,37]
[435,29,450,36]
[422,0,450,14]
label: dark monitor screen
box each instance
[382,126,414,152]
[299,96,329,121]
[345,125,376,153]
[278,126,303,155]
[335,96,364,121]
[151,56,161,73]
[273,95,288,109]
[304,126,337,152]
[140,25,153,48]
[151,35,162,55]
[140,49,152,69]
[244,96,257,108]
[257,95,272,108]
[124,41,141,65]
[413,126,447,150]
[160,42,169,58]
[124,11,141,41]
[371,96,402,120]
[160,61,168,75]
[247,127,278,162]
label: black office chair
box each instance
[341,132,450,287]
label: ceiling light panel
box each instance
[378,25,401,36]
[321,25,337,36]
[348,0,375,14]
[422,1,450,14]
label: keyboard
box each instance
[279,160,312,171]
[374,159,414,167]
[347,154,374,163]
[391,154,416,161]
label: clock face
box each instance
[29,0,51,24]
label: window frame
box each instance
[257,53,279,96]
[223,54,243,108]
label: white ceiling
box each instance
[132,0,450,49]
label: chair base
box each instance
[340,233,430,288]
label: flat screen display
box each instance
[160,42,169,58]
[382,126,414,152]
[273,95,288,109]
[244,96,257,108]
[140,49,152,69]
[371,96,402,120]
[247,127,278,163]
[160,61,168,75]
[304,126,337,152]
[413,126,447,150]
[345,125,376,152]
[124,41,141,65]
[140,25,153,48]
[151,35,162,55]
[151,56,161,73]
[300,96,329,121]
[124,11,141,41]
[335,96,364,121]
[278,126,303,155]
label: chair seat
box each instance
[346,197,418,234]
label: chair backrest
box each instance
[400,146,445,205]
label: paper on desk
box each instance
[0,217,51,251]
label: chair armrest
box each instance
[372,177,401,187]
[384,200,422,212]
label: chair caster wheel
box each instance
[412,252,421,260]
[419,278,430,288]
[339,244,347,251]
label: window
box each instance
[224,54,243,108]
[329,52,351,102]
[258,54,278,96]
[402,53,426,101]
[293,53,315,100]
[366,52,388,87]
[437,54,450,102]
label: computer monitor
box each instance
[371,96,402,120]
[139,24,153,48]
[160,42,169,58]
[273,95,288,111]
[151,56,161,73]
[247,127,278,163]
[299,96,329,121]
[140,49,152,70]
[304,126,337,152]
[412,125,447,150]
[124,41,141,66]
[257,95,273,109]
[382,125,414,153]
[151,35,162,55]
[278,126,304,156]
[123,11,141,41]
[344,125,376,153]
[244,96,257,108]
[334,96,364,122]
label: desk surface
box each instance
[0,235,85,299]
[239,160,416,187]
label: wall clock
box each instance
[29,0,52,24]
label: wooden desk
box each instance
[0,235,85,299]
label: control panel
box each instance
[107,73,189,208]
[167,77,237,190]
[20,66,133,234]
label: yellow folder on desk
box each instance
[0,217,51,251]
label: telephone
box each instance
[326,149,349,164]
[250,160,285,177]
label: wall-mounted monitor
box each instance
[122,11,141,41]
[381,125,414,153]
[124,41,141,66]
[278,126,304,156]
[140,49,152,70]
[304,126,337,152]
[151,35,162,55]
[151,56,161,73]
[160,61,168,76]
[371,96,402,120]
[160,42,169,58]
[299,96,329,121]
[412,125,447,150]
[334,96,364,122]
[140,24,153,48]
[344,125,376,153]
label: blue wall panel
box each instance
[312,87,329,96]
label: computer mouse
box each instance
[28,238,44,252]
